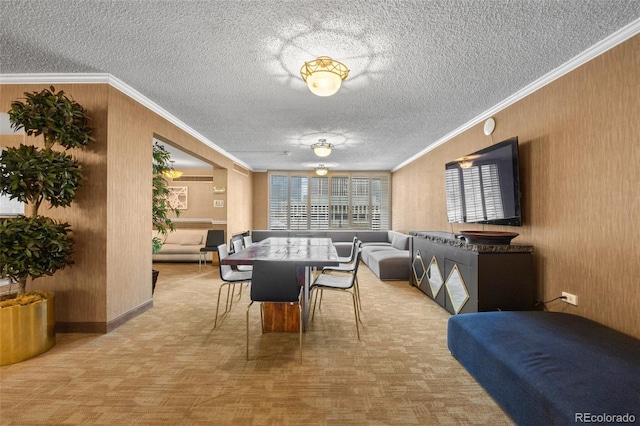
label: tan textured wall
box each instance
[227,166,253,238]
[1,83,253,331]
[252,172,269,230]
[392,35,640,338]
[105,88,151,322]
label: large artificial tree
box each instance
[152,141,180,254]
[0,86,93,296]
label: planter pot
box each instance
[0,295,56,366]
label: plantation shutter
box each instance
[310,176,329,230]
[269,174,289,229]
[330,176,350,229]
[268,172,390,230]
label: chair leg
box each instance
[354,277,362,323]
[351,291,360,340]
[310,287,319,321]
[246,301,254,360]
[355,275,362,312]
[214,282,229,329]
[298,303,302,364]
[199,252,208,271]
[318,288,324,310]
[225,284,233,312]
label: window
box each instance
[269,172,390,230]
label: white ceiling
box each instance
[2,1,640,172]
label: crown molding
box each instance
[392,17,640,172]
[0,73,253,171]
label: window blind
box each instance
[268,172,390,230]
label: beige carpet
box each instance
[0,263,512,425]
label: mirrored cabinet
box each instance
[410,231,537,314]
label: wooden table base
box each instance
[262,302,301,333]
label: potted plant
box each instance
[151,142,180,293]
[0,86,93,365]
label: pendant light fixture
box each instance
[315,164,328,176]
[300,56,349,97]
[162,160,183,179]
[311,139,333,157]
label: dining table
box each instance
[221,237,339,331]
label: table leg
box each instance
[301,266,311,332]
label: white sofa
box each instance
[152,229,208,262]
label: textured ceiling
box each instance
[1,1,640,172]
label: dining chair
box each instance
[243,235,253,247]
[199,230,226,271]
[335,236,358,263]
[320,240,363,313]
[215,243,252,329]
[246,260,303,363]
[232,238,253,272]
[310,247,362,340]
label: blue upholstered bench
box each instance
[447,311,640,425]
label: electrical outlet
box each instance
[562,292,578,306]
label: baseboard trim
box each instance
[55,299,153,334]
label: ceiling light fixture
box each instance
[459,158,473,169]
[315,164,328,176]
[310,139,334,157]
[300,56,349,97]
[162,160,184,179]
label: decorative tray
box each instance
[458,231,519,245]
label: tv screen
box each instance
[445,137,522,226]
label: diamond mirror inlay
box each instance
[412,250,426,285]
[445,264,470,314]
[426,256,444,297]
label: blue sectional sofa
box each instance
[447,311,640,425]
[250,230,410,280]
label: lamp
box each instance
[315,164,328,176]
[162,160,183,179]
[311,139,333,157]
[300,56,349,97]
[459,158,473,169]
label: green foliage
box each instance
[8,86,94,150]
[152,142,180,254]
[0,145,82,214]
[1,86,93,294]
[0,216,74,291]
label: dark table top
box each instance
[222,237,339,266]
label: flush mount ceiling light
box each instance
[310,139,334,157]
[162,160,183,179]
[315,164,328,176]
[459,158,473,169]
[300,56,350,97]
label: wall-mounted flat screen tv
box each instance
[445,137,522,226]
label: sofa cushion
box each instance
[361,245,395,265]
[356,231,390,243]
[251,230,289,241]
[391,233,409,250]
[164,232,183,245]
[181,232,204,245]
[367,250,410,280]
[447,311,640,425]
[326,231,356,242]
